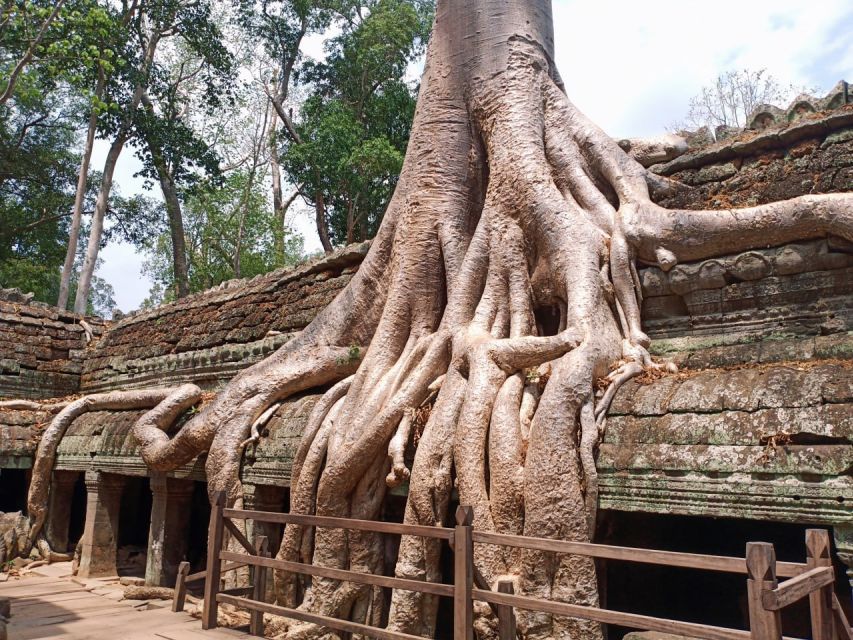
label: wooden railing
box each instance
[195,491,853,640]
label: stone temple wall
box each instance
[0,289,106,401]
[79,243,367,394]
[597,103,853,532]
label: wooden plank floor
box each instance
[1,572,249,640]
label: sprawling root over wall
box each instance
[19,1,853,638]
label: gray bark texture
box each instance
[20,1,853,639]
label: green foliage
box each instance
[0,82,80,269]
[0,52,162,312]
[142,170,304,306]
[236,0,333,64]
[0,250,118,316]
[0,0,122,96]
[281,0,432,245]
[1,0,432,311]
[132,2,236,190]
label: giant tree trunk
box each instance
[24,1,853,639]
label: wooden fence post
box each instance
[454,505,474,640]
[497,580,517,640]
[250,535,269,637]
[806,529,835,640]
[172,561,190,612]
[746,542,782,640]
[202,491,226,630]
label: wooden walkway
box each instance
[0,567,249,640]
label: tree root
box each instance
[0,400,69,412]
[26,387,195,552]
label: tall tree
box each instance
[238,0,336,253]
[0,0,125,308]
[73,0,230,313]
[142,166,303,305]
[134,30,234,299]
[21,3,853,639]
[57,1,136,309]
[278,0,431,249]
[0,78,82,301]
[57,69,104,309]
[140,76,302,304]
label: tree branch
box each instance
[0,0,68,106]
[263,83,302,145]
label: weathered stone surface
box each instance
[0,295,104,400]
[602,360,853,525]
[655,129,853,209]
[691,162,738,185]
[639,239,853,346]
[80,244,366,392]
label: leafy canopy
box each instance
[281,0,432,245]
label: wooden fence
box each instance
[188,491,853,640]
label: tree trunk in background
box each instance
[58,71,105,310]
[153,153,189,299]
[269,120,287,265]
[72,31,162,314]
[314,191,333,254]
[142,94,189,299]
[72,132,124,314]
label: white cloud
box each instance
[553,0,853,136]
[94,2,853,312]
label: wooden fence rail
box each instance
[193,491,853,640]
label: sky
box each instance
[94,0,853,313]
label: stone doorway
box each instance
[44,470,84,554]
[595,510,852,639]
[117,476,152,577]
[0,468,28,513]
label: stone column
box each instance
[44,470,79,553]
[145,473,195,587]
[834,525,853,607]
[243,483,286,600]
[77,471,125,578]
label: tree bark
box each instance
[154,152,190,299]
[73,132,124,314]
[58,70,105,310]
[266,16,305,262]
[269,119,287,264]
[314,191,333,254]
